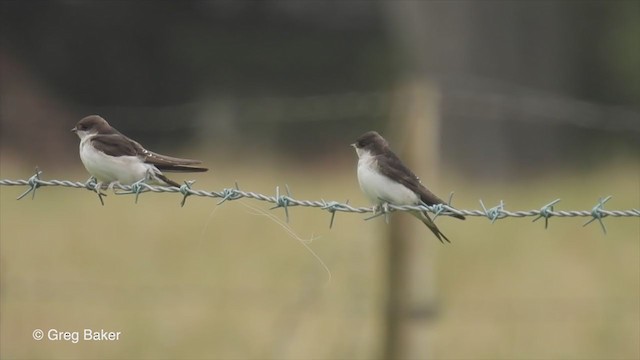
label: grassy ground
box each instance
[1,155,638,359]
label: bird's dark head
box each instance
[351,131,388,157]
[71,115,113,138]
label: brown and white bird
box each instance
[71,115,207,187]
[351,131,464,243]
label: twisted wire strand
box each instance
[1,174,638,233]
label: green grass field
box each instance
[1,156,638,359]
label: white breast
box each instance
[356,151,419,206]
[79,136,155,184]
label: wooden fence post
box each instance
[384,80,442,360]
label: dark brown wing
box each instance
[90,134,139,157]
[376,151,447,206]
[376,151,465,220]
[139,149,207,172]
[91,134,207,173]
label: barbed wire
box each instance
[1,169,638,234]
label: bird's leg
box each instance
[365,203,383,221]
[107,181,123,192]
[137,170,150,185]
[143,169,164,186]
[92,179,108,193]
[364,201,392,222]
[381,202,391,224]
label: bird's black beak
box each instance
[71,127,77,133]
[350,143,356,148]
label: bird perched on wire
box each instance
[71,115,207,188]
[351,130,464,243]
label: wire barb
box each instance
[532,198,562,229]
[16,167,43,200]
[322,199,350,229]
[217,182,243,205]
[428,203,447,220]
[115,178,151,204]
[432,192,456,220]
[83,176,107,206]
[480,199,506,223]
[583,196,612,234]
[270,185,293,223]
[179,181,195,207]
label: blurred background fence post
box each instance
[383,1,446,357]
[384,80,442,360]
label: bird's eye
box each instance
[358,140,365,147]
[78,124,86,130]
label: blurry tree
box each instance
[0,1,637,170]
